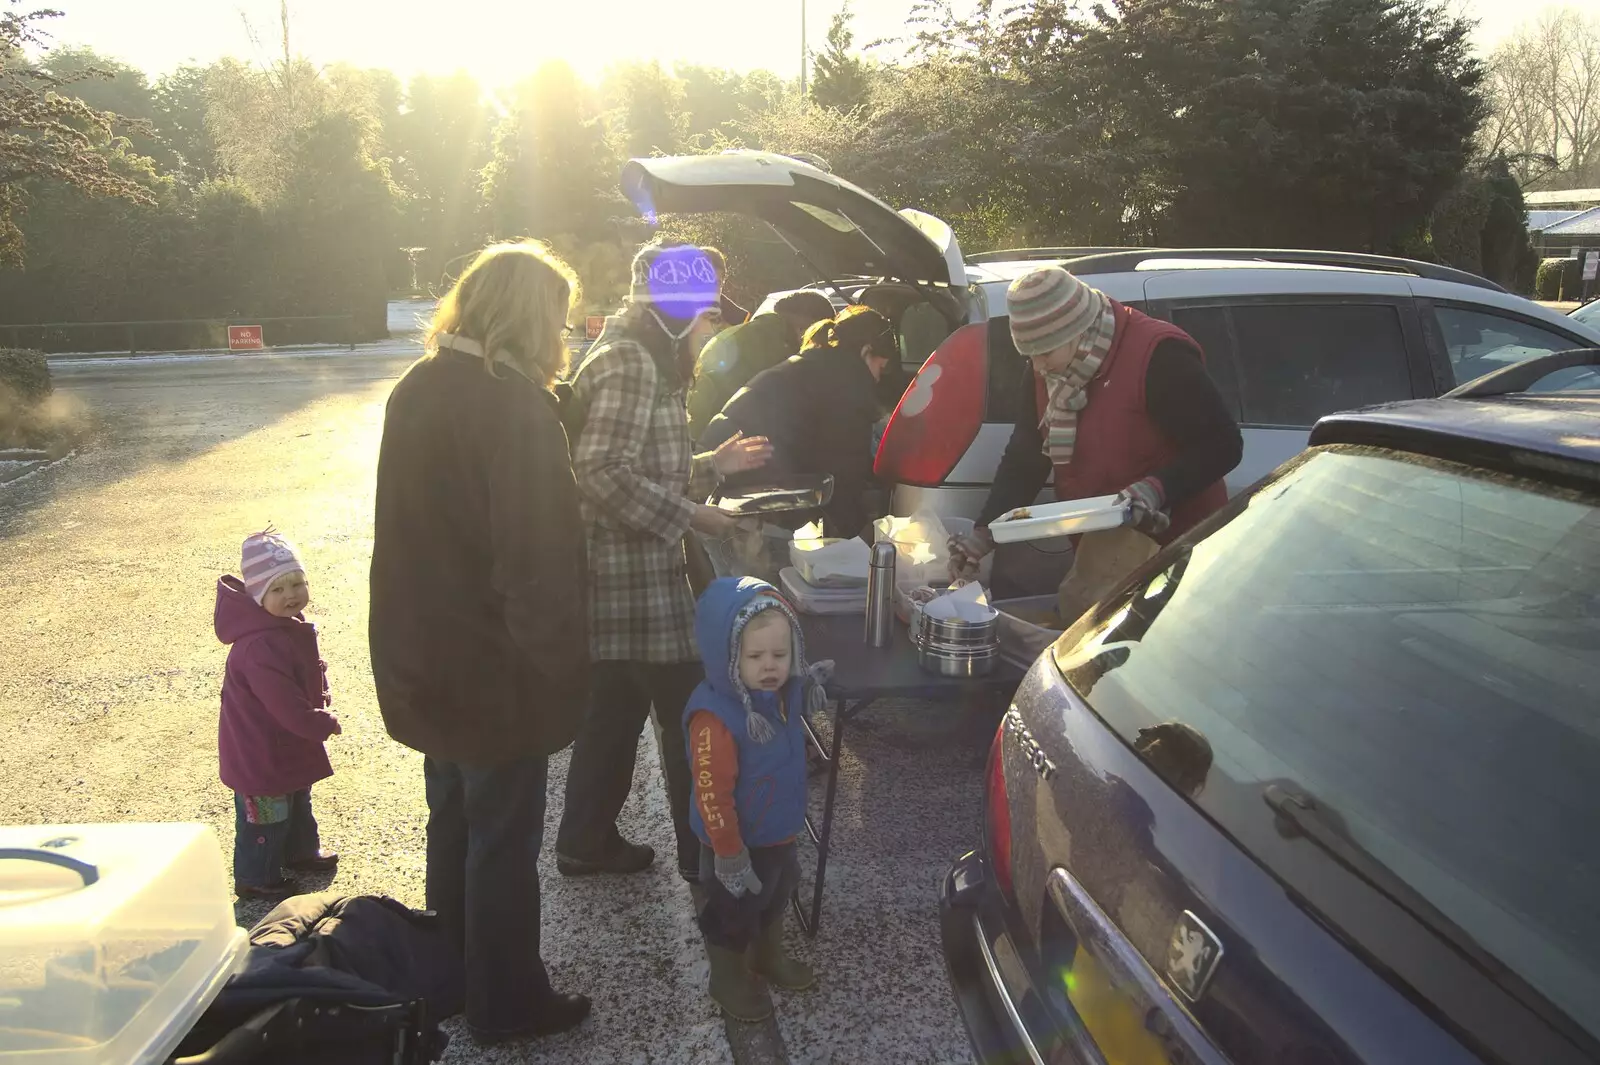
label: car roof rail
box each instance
[1052,248,1507,293]
[1442,348,1600,398]
[965,246,1144,265]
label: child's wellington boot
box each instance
[752,919,816,990]
[707,943,773,1022]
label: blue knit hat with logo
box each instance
[628,244,720,333]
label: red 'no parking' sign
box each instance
[228,325,264,350]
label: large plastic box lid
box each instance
[0,823,248,1065]
[994,595,1065,670]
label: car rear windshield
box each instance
[1055,445,1600,1041]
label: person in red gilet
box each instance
[950,265,1241,585]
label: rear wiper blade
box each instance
[1263,784,1598,1054]
[1264,784,1502,973]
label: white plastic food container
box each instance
[779,567,868,615]
[988,495,1129,545]
[0,823,248,1065]
[788,537,870,588]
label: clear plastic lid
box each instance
[0,824,247,1064]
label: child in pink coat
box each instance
[216,529,341,899]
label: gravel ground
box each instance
[781,703,991,1065]
[0,332,990,1064]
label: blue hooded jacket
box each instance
[684,577,811,849]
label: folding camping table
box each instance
[791,613,1025,937]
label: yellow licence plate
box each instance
[1063,944,1171,1065]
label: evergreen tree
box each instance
[0,3,154,264]
[40,48,167,166]
[152,65,219,182]
[481,61,614,244]
[998,0,1486,250]
[392,72,493,287]
[812,3,873,113]
[604,60,687,158]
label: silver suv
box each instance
[899,249,1600,518]
[622,151,1600,519]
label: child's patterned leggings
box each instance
[233,788,320,887]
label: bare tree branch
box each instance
[1483,6,1600,188]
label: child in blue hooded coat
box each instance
[683,577,830,1022]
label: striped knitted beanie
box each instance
[1006,266,1107,358]
[242,528,305,604]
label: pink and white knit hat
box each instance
[242,528,305,604]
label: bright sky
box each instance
[39,0,1572,88]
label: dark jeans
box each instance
[424,754,555,1036]
[697,841,801,950]
[233,789,319,887]
[557,660,702,871]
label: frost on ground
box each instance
[0,458,40,483]
[0,348,984,1065]
[0,451,73,487]
[0,355,731,1065]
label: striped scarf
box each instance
[1039,301,1116,466]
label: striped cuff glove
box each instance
[1116,477,1170,537]
[947,528,995,581]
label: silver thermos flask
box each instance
[865,540,897,647]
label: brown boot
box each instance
[707,943,773,1022]
[752,918,815,991]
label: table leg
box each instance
[793,696,873,937]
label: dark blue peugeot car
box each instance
[941,353,1600,1065]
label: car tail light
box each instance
[986,727,1015,900]
[873,322,989,487]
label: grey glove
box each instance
[714,848,764,898]
[947,528,995,581]
[804,659,835,718]
[1115,477,1171,537]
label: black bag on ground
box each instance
[167,892,463,1065]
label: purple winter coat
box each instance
[216,575,338,795]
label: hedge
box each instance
[1535,258,1578,301]
[0,347,50,404]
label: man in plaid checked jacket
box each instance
[557,244,773,881]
